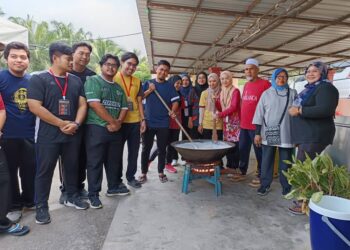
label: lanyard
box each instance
[120,73,132,97]
[49,69,68,100]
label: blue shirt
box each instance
[0,70,35,139]
[142,79,179,128]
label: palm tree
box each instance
[89,38,125,73]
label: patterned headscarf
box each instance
[305,61,328,83]
[294,61,329,106]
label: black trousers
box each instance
[120,123,141,182]
[297,143,327,161]
[1,138,35,210]
[182,117,200,140]
[141,127,168,174]
[0,148,11,229]
[59,125,87,192]
[35,135,81,206]
[85,125,123,195]
[202,129,223,140]
[166,129,179,163]
[226,142,240,168]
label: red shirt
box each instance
[240,78,270,130]
[0,95,5,110]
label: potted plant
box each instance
[282,153,350,214]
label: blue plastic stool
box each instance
[182,163,222,196]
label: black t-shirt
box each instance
[71,67,96,84]
[28,71,85,143]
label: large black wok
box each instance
[171,140,235,163]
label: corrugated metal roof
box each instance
[137,0,350,77]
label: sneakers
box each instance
[106,183,130,196]
[171,159,178,166]
[89,195,103,209]
[59,192,68,205]
[257,186,271,196]
[78,188,89,199]
[248,178,261,188]
[35,205,51,225]
[127,179,142,188]
[6,210,22,223]
[165,163,177,173]
[64,197,89,210]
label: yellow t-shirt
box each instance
[199,90,223,130]
[114,72,142,123]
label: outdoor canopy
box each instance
[0,17,28,51]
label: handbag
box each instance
[264,88,290,145]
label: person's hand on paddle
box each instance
[148,83,156,92]
[168,110,176,119]
[254,135,262,147]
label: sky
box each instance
[0,0,147,56]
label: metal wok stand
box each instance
[182,160,222,196]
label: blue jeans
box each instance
[261,145,293,193]
[239,129,262,176]
[120,123,141,182]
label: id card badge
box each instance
[58,99,70,116]
[184,100,189,116]
[127,98,134,111]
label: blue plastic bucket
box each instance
[309,195,350,250]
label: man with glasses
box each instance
[59,42,96,204]
[236,58,270,187]
[114,52,146,189]
[84,54,128,209]
[28,42,89,225]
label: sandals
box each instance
[159,174,168,183]
[138,175,147,184]
[5,223,30,236]
[288,200,305,215]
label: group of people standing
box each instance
[0,39,339,236]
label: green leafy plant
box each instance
[283,154,350,213]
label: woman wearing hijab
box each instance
[198,73,223,139]
[287,61,339,214]
[215,71,241,171]
[180,74,198,140]
[253,68,297,196]
[193,72,208,139]
[194,71,209,98]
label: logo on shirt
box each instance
[242,94,258,102]
[13,88,28,112]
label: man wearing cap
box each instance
[234,58,270,187]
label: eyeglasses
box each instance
[103,63,118,69]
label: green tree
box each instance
[89,38,124,73]
[4,15,152,79]
[134,57,152,82]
